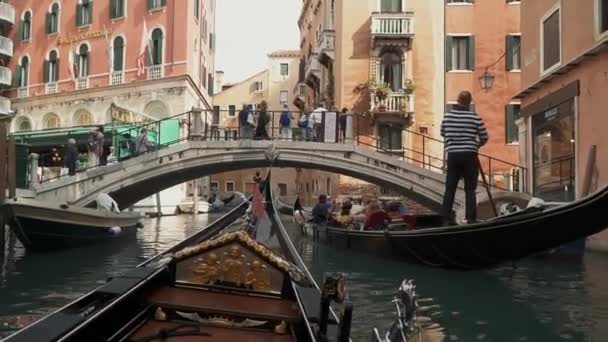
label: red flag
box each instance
[251,185,266,219]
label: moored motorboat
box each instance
[1,197,143,251]
[294,185,608,269]
[4,176,352,342]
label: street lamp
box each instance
[479,69,495,91]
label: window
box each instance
[210,181,219,194]
[506,35,521,71]
[280,90,289,104]
[378,123,402,150]
[74,110,94,125]
[601,0,608,33]
[202,65,207,88]
[225,181,235,193]
[228,105,236,117]
[208,73,214,96]
[379,51,402,91]
[542,8,561,72]
[110,0,125,19]
[77,0,93,27]
[505,104,520,144]
[194,0,200,19]
[20,11,32,41]
[46,4,60,34]
[151,29,163,65]
[381,0,402,12]
[78,44,89,77]
[43,113,61,129]
[147,0,167,10]
[278,183,287,196]
[14,56,29,87]
[113,36,125,71]
[212,106,220,124]
[280,63,289,76]
[44,51,59,83]
[252,81,263,92]
[446,36,475,71]
[209,33,215,52]
[15,117,32,132]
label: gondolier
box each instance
[440,90,488,224]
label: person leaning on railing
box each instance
[440,90,488,225]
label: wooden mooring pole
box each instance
[0,120,8,254]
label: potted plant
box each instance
[404,79,416,95]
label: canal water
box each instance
[0,212,608,341]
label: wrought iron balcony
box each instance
[371,12,415,46]
[0,36,13,59]
[317,29,335,66]
[147,65,163,80]
[111,71,124,85]
[76,77,89,90]
[0,66,11,87]
[0,2,15,26]
[45,82,57,94]
[17,86,28,98]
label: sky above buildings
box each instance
[215,0,300,84]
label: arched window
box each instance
[113,36,124,71]
[17,56,29,87]
[151,29,163,65]
[78,44,89,77]
[45,50,59,83]
[379,51,402,92]
[74,110,94,126]
[77,0,92,27]
[47,3,60,34]
[20,11,32,41]
[15,117,32,132]
[43,113,61,129]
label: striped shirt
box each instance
[440,109,489,154]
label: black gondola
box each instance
[294,185,608,270]
[4,175,352,342]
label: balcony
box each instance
[317,29,335,67]
[305,51,321,84]
[0,2,15,26]
[111,71,124,85]
[0,36,13,59]
[0,66,11,87]
[76,77,89,90]
[45,82,57,94]
[371,92,415,113]
[17,87,28,98]
[0,96,9,115]
[147,65,163,80]
[371,12,415,47]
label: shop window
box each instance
[446,36,475,71]
[505,104,520,144]
[506,35,521,71]
[542,7,561,72]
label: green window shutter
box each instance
[161,0,166,6]
[76,4,82,26]
[110,0,116,18]
[147,0,153,10]
[13,65,20,87]
[18,21,24,41]
[506,36,514,70]
[445,36,453,71]
[55,59,60,82]
[43,61,49,83]
[505,105,515,143]
[88,2,93,24]
[45,13,50,34]
[157,38,163,64]
[468,36,475,70]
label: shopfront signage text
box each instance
[544,107,558,121]
[57,27,113,46]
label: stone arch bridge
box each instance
[31,140,476,212]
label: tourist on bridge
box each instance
[239,104,255,139]
[339,107,349,143]
[135,128,154,155]
[279,104,294,140]
[64,138,79,176]
[88,126,105,168]
[255,101,270,140]
[311,103,327,142]
[440,90,488,225]
[299,108,311,141]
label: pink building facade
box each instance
[5,0,216,131]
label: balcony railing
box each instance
[0,36,13,58]
[371,12,415,37]
[76,76,89,90]
[0,2,15,26]
[305,52,321,80]
[0,66,11,87]
[45,82,57,94]
[318,29,335,57]
[0,96,10,115]
[147,65,163,80]
[17,87,28,98]
[111,71,124,85]
[371,92,415,113]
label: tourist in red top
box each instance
[365,201,392,230]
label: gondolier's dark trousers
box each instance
[442,152,479,223]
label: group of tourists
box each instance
[310,194,417,231]
[63,126,155,176]
[238,102,350,142]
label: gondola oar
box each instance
[478,157,498,218]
